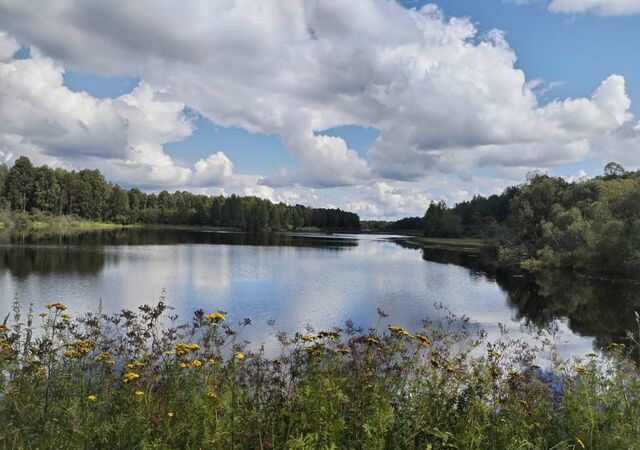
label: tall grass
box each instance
[0,296,639,449]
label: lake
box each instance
[1,228,638,358]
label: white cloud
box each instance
[548,0,640,16]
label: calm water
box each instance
[1,228,638,357]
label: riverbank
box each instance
[2,301,639,449]
[407,236,491,252]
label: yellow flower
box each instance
[207,389,217,398]
[175,342,200,355]
[167,412,174,418]
[126,361,145,369]
[123,372,140,383]
[87,395,96,401]
[388,326,410,337]
[366,337,379,345]
[180,362,191,369]
[488,349,501,358]
[234,353,245,360]
[205,312,225,322]
[95,352,113,363]
[192,359,202,367]
[38,312,48,318]
[134,391,144,397]
[414,334,431,347]
[46,302,67,311]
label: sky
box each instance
[0,0,639,219]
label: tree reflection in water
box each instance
[418,246,640,356]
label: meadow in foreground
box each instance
[0,295,639,449]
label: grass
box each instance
[409,236,490,251]
[0,299,639,449]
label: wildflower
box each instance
[0,325,8,333]
[87,395,96,401]
[208,358,217,365]
[414,334,431,347]
[95,352,113,363]
[167,412,174,418]
[488,349,501,358]
[235,353,245,360]
[175,342,200,355]
[366,337,379,345]
[192,359,202,367]
[318,330,339,340]
[46,303,67,311]
[300,335,316,342]
[576,437,585,449]
[36,366,48,377]
[63,340,95,358]
[334,347,350,354]
[61,314,71,323]
[134,391,144,397]
[38,312,48,318]
[123,372,140,383]
[388,326,410,337]
[126,361,145,369]
[207,389,217,398]
[205,312,225,322]
[180,362,191,369]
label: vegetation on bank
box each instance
[382,162,640,278]
[1,299,640,449]
[0,157,360,232]
[408,237,488,252]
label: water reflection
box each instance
[1,228,637,359]
[418,246,640,353]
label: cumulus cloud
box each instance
[0,46,238,188]
[0,0,638,217]
[548,0,640,16]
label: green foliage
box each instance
[408,162,640,278]
[0,157,360,232]
[423,201,462,238]
[1,300,639,449]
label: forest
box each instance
[0,157,360,232]
[390,162,640,278]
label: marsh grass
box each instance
[0,295,639,449]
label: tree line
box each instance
[386,162,640,277]
[0,157,360,231]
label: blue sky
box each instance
[1,0,639,218]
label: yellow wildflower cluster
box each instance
[334,347,350,354]
[192,359,202,367]
[61,314,72,323]
[205,312,225,322]
[366,337,379,345]
[175,342,200,355]
[38,312,48,318]
[123,372,141,383]
[134,391,144,397]
[414,334,431,347]
[207,389,217,398]
[167,412,175,418]
[45,302,67,311]
[235,353,245,360]
[299,335,316,342]
[63,340,96,358]
[87,395,96,401]
[388,326,411,337]
[318,330,339,340]
[126,361,145,369]
[95,352,114,364]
